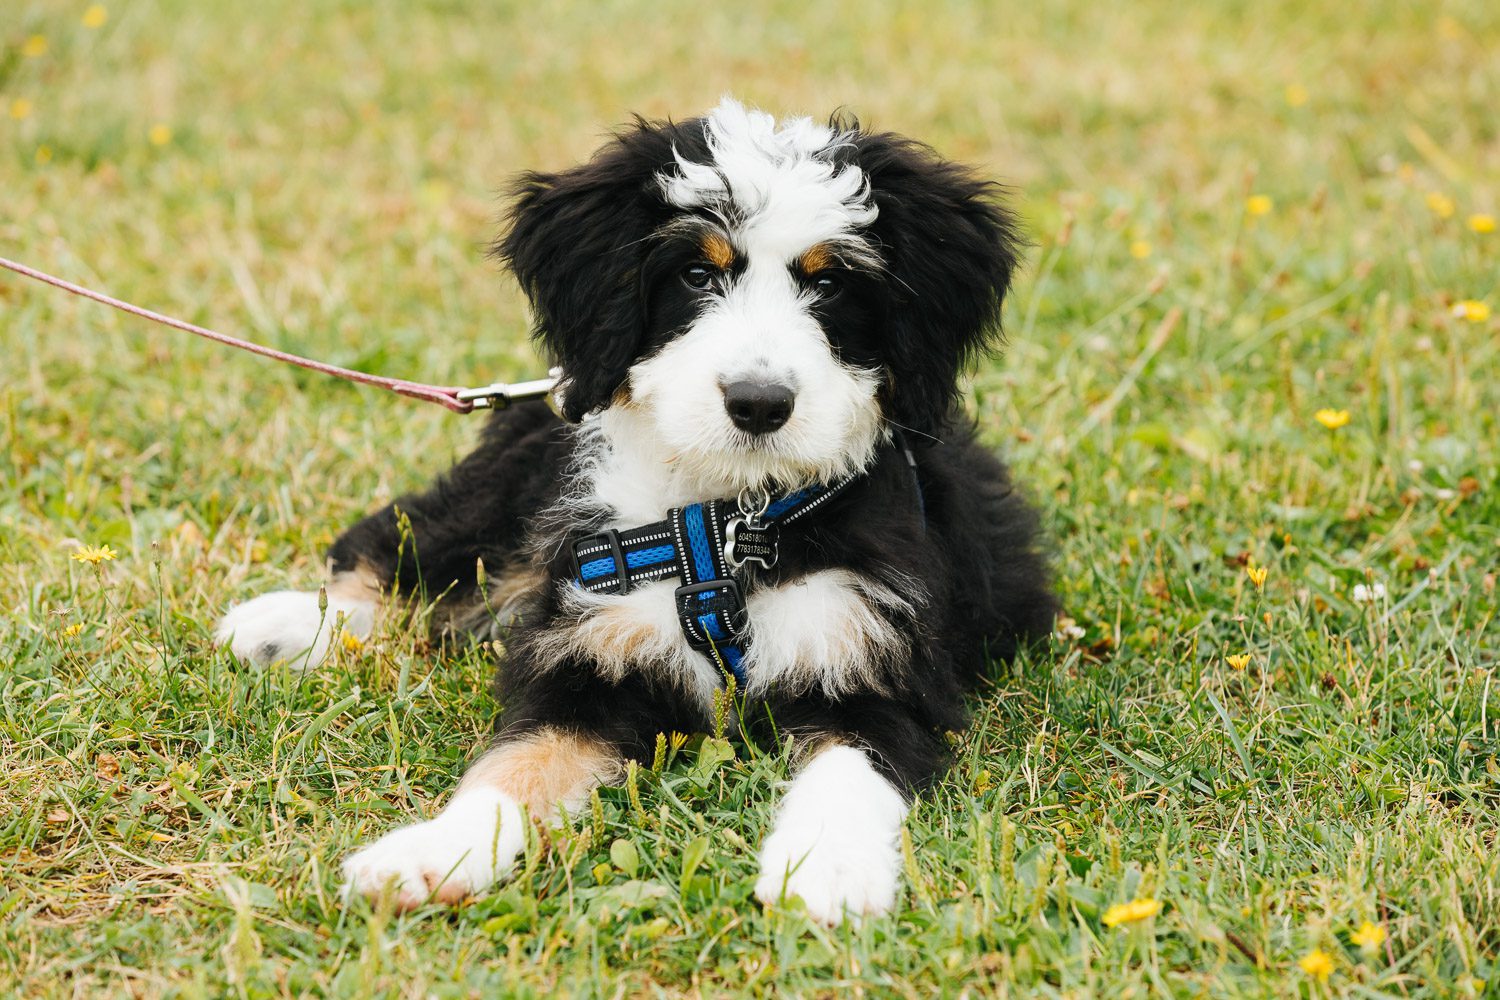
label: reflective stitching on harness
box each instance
[578,544,677,582]
[764,488,812,519]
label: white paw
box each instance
[755,818,902,923]
[214,589,373,667]
[341,789,525,910]
[753,745,909,924]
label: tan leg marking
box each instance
[457,729,622,819]
[483,565,547,621]
[326,559,385,605]
[435,563,547,638]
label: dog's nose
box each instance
[722,380,795,435]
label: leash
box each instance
[0,255,556,413]
[571,476,864,685]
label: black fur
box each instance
[846,130,1024,438]
[495,118,714,421]
[328,110,1055,796]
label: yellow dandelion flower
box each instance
[1298,948,1334,982]
[72,545,119,565]
[1468,213,1496,234]
[1226,653,1251,671]
[9,98,32,120]
[1129,240,1152,259]
[1246,565,1268,588]
[1349,920,1387,955]
[1425,192,1456,218]
[83,5,109,28]
[341,632,365,654]
[148,123,172,146]
[1315,408,1351,430]
[35,144,52,165]
[1246,195,1273,216]
[1452,300,1491,322]
[61,622,85,638]
[1101,897,1162,927]
[22,35,48,58]
[1285,84,1309,107]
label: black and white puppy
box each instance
[216,98,1056,923]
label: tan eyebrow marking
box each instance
[798,243,834,274]
[700,232,735,270]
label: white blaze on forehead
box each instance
[658,97,877,261]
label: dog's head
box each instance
[498,98,1022,490]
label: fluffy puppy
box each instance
[216,98,1056,924]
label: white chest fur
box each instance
[541,415,915,704]
[539,566,911,706]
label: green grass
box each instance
[3,0,1498,995]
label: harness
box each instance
[569,476,862,685]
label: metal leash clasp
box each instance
[456,367,564,415]
[723,486,778,571]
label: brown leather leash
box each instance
[0,255,556,413]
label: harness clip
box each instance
[673,579,747,650]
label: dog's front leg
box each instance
[754,741,909,924]
[215,401,564,668]
[342,728,621,910]
[214,561,384,668]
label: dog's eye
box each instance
[814,273,843,299]
[681,265,716,291]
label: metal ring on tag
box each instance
[736,486,771,521]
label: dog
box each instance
[215,98,1056,924]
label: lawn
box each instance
[2,0,1497,996]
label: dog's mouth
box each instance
[731,430,777,452]
[659,433,824,494]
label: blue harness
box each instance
[569,476,861,685]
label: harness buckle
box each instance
[570,529,631,594]
[673,579,747,651]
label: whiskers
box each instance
[881,417,944,447]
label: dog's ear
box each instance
[496,120,679,421]
[854,133,1024,440]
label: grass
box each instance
[2,0,1497,995]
